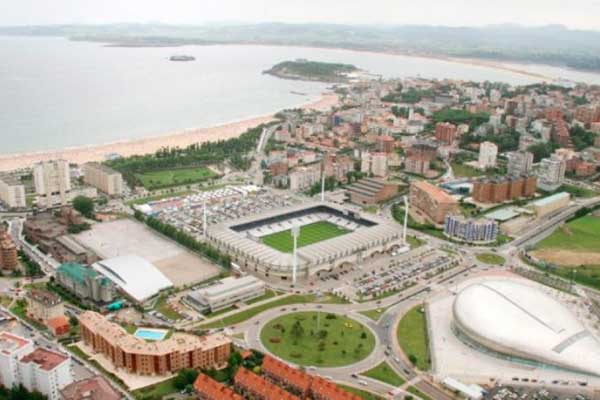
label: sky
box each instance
[2,0,600,30]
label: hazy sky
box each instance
[2,0,599,30]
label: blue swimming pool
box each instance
[134,328,168,341]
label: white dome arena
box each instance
[453,280,600,377]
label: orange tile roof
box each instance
[47,315,69,330]
[59,376,122,400]
[262,355,312,393]
[194,373,243,400]
[412,180,456,203]
[20,348,69,371]
[234,368,299,400]
[310,376,362,400]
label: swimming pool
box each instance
[134,328,168,341]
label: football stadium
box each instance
[207,202,404,281]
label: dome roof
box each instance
[453,280,600,376]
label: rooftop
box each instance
[60,376,122,400]
[0,331,32,355]
[20,347,69,371]
[234,368,299,400]
[411,180,456,203]
[531,192,570,207]
[194,373,243,400]
[27,289,62,307]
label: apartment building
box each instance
[444,215,499,244]
[478,141,498,169]
[0,228,19,270]
[507,151,534,177]
[33,160,71,208]
[289,165,321,191]
[537,155,566,191]
[83,162,123,196]
[79,311,231,376]
[234,368,300,400]
[435,122,458,145]
[26,289,65,324]
[409,180,459,225]
[55,262,116,304]
[59,375,122,400]
[194,373,243,400]
[0,174,26,209]
[472,175,537,203]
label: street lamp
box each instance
[403,195,409,245]
[292,224,300,285]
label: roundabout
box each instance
[260,311,376,368]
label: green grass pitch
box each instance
[261,221,350,253]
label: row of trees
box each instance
[108,122,278,187]
[134,211,231,269]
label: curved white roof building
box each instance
[92,255,172,303]
[453,280,600,377]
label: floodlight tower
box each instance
[321,174,326,202]
[203,198,208,240]
[291,224,300,285]
[403,195,409,245]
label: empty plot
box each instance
[261,221,350,253]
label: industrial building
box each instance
[528,192,571,217]
[346,177,399,205]
[184,275,265,313]
[91,255,172,303]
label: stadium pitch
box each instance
[261,221,350,253]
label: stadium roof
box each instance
[453,280,600,377]
[92,255,172,302]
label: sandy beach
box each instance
[0,93,338,172]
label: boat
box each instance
[169,55,195,62]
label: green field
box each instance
[338,385,385,400]
[261,221,350,253]
[536,216,600,252]
[475,253,506,265]
[134,167,217,190]
[451,162,484,178]
[361,361,406,387]
[397,306,431,371]
[261,312,375,367]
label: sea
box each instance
[1,36,600,155]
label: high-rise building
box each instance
[435,122,458,145]
[478,141,498,169]
[507,151,534,177]
[82,162,123,196]
[444,215,499,244]
[405,144,436,175]
[0,228,19,270]
[55,262,116,304]
[538,155,566,191]
[0,174,26,209]
[33,160,71,208]
[376,135,395,153]
[289,165,321,191]
[361,152,388,177]
[26,289,65,324]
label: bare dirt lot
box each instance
[530,249,600,267]
[74,219,221,286]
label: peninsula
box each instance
[263,59,359,83]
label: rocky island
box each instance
[263,59,360,82]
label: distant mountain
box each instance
[3,22,600,71]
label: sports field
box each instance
[261,221,350,253]
[134,167,217,190]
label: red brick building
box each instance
[0,228,18,270]
[234,368,299,400]
[435,123,457,145]
[194,373,243,400]
[472,176,537,203]
[376,135,395,153]
[409,180,459,225]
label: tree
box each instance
[173,368,199,390]
[290,320,305,342]
[72,196,95,218]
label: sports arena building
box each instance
[206,202,404,281]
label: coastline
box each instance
[0,92,338,172]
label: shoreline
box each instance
[0,92,338,172]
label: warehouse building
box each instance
[184,275,265,313]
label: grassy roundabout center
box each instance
[260,311,375,367]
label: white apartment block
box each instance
[538,155,566,191]
[0,175,26,208]
[0,332,72,400]
[33,160,71,208]
[478,141,498,170]
[507,151,534,177]
[289,165,321,191]
[83,162,123,196]
[361,152,388,177]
